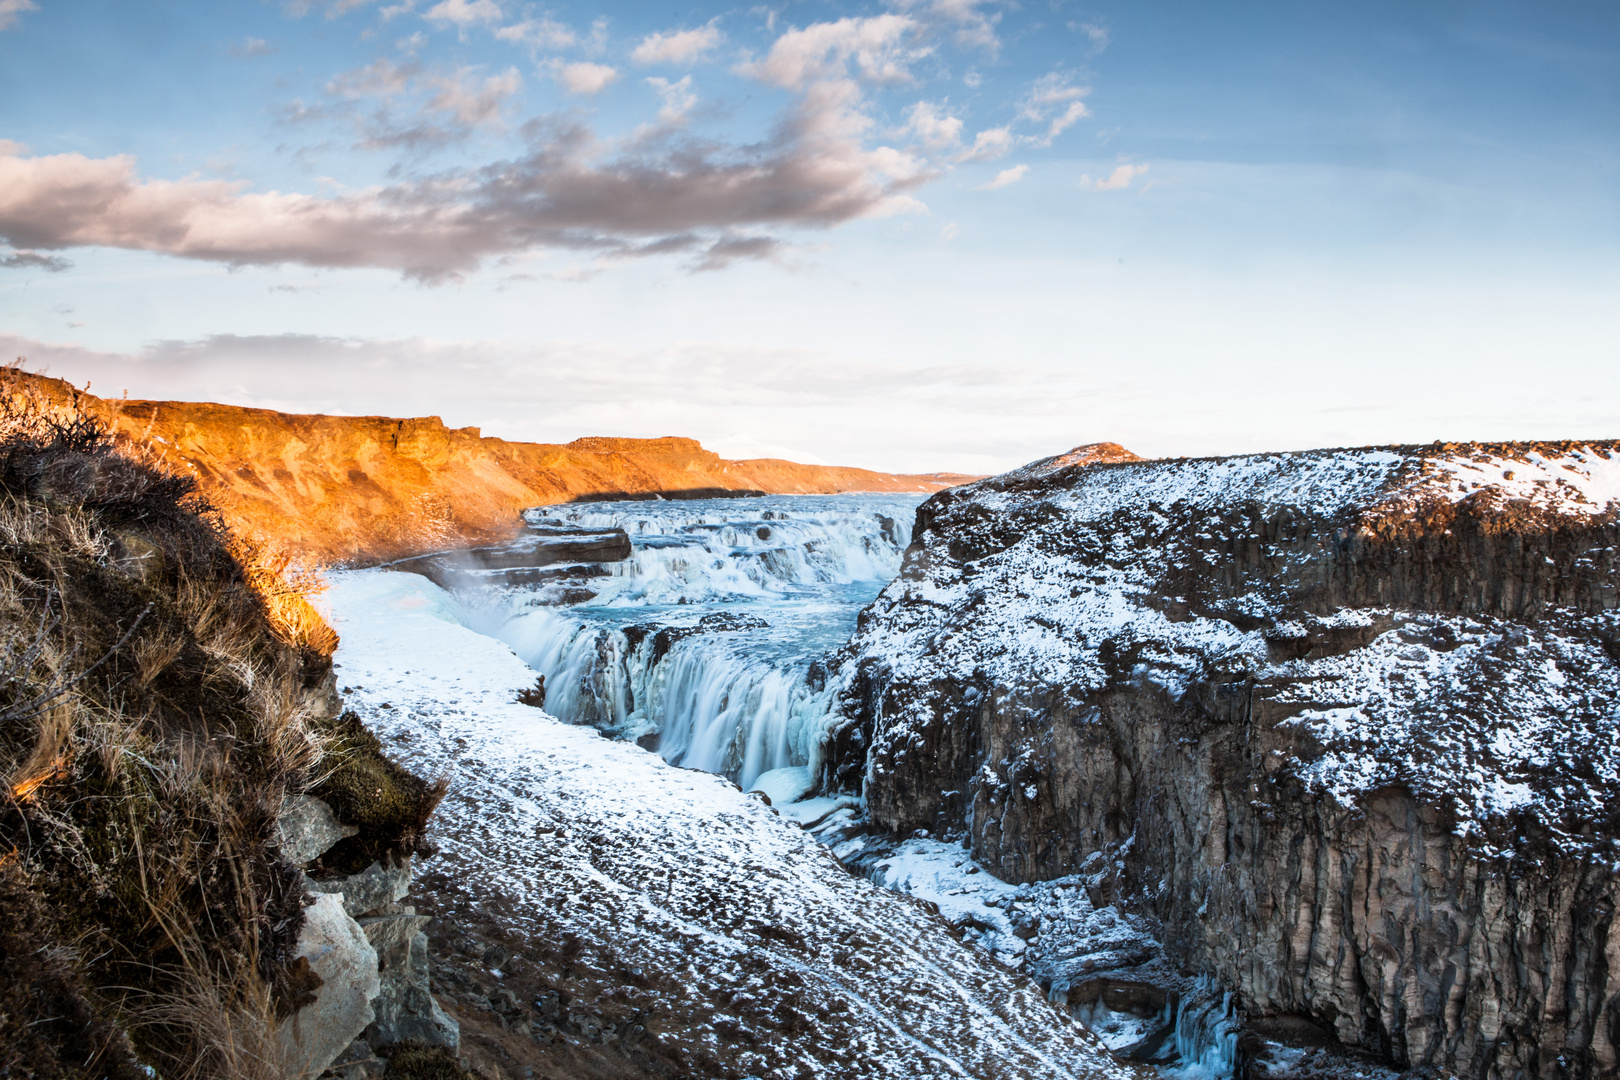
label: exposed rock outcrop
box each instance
[5,369,977,564]
[823,441,1620,1078]
[275,791,461,1078]
[278,894,382,1079]
[382,523,633,595]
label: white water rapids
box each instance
[458,495,921,791]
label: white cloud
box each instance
[427,67,521,126]
[938,221,959,241]
[286,0,378,16]
[1071,21,1108,53]
[957,126,1012,162]
[1081,162,1148,190]
[646,76,696,124]
[327,58,418,98]
[494,16,574,48]
[891,0,999,52]
[906,101,962,150]
[0,0,38,31]
[231,37,277,57]
[1044,101,1089,140]
[585,16,609,54]
[317,59,520,148]
[424,0,501,26]
[632,23,723,66]
[552,61,618,95]
[976,163,1026,190]
[739,15,921,89]
[1017,73,1090,144]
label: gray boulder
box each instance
[309,858,412,918]
[277,795,357,866]
[363,912,460,1051]
[276,893,381,1079]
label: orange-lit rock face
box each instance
[1046,442,1142,469]
[10,372,984,564]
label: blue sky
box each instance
[0,0,1615,471]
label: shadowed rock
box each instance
[278,795,359,866]
[823,440,1620,1079]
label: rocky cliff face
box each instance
[822,441,1620,1078]
[6,370,975,564]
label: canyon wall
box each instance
[6,370,975,563]
[823,441,1620,1078]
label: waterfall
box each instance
[1061,976,1240,1079]
[466,495,922,790]
[1163,979,1241,1080]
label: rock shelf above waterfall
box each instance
[380,525,633,597]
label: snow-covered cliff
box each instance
[822,441,1620,1078]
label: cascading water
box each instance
[1162,980,1241,1080]
[459,495,923,791]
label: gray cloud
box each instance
[0,77,926,282]
[689,234,782,271]
[1,248,71,272]
[0,332,1121,474]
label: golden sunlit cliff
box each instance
[5,369,981,564]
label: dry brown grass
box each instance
[0,365,340,1078]
[231,538,341,659]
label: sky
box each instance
[0,0,1616,473]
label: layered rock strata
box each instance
[382,523,633,598]
[822,441,1620,1078]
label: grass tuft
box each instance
[380,1042,477,1080]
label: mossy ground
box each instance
[308,711,445,876]
[380,1043,477,1080]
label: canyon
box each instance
[9,353,1615,1080]
[329,437,1620,1078]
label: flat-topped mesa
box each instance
[824,440,1620,1079]
[0,370,978,564]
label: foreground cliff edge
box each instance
[820,440,1620,1078]
[6,368,978,565]
[0,384,463,1077]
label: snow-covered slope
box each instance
[322,569,1145,1080]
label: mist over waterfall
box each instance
[461,495,923,791]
